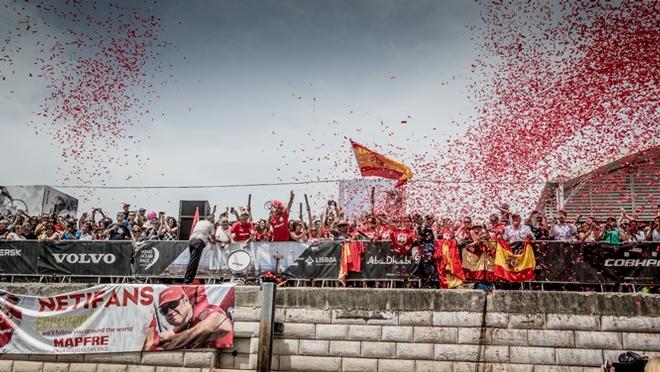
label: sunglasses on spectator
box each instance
[159,298,181,315]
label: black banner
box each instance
[532,241,660,284]
[0,240,657,284]
[283,240,659,284]
[284,241,419,281]
[37,241,132,276]
[132,240,189,276]
[0,241,38,275]
[362,241,418,279]
[284,241,341,279]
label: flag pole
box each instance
[350,138,375,218]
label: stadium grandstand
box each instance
[536,145,659,221]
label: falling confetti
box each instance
[268,0,659,219]
[1,0,171,191]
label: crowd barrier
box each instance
[0,240,657,285]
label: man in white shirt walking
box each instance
[184,214,216,284]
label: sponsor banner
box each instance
[362,241,419,279]
[284,241,418,280]
[152,241,309,278]
[531,241,660,284]
[157,243,243,278]
[0,284,234,354]
[38,241,132,276]
[0,241,38,275]
[0,241,656,284]
[132,241,189,276]
[284,241,659,284]
[284,241,341,279]
[250,241,309,274]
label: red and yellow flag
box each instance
[339,241,365,284]
[350,140,413,187]
[461,241,497,281]
[493,238,535,282]
[433,239,465,288]
[189,207,200,236]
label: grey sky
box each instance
[2,0,482,219]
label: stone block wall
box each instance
[222,288,660,371]
[0,284,658,372]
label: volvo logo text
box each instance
[52,253,117,264]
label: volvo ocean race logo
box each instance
[136,247,160,270]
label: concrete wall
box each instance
[0,284,658,372]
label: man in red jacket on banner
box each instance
[144,286,233,350]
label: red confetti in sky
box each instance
[274,0,659,219]
[415,0,659,216]
[1,0,169,188]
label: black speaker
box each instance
[178,200,211,240]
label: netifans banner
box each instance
[0,284,234,354]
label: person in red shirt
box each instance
[356,216,379,240]
[144,286,232,350]
[390,216,416,256]
[254,219,269,241]
[269,191,294,242]
[230,210,254,242]
[374,211,393,240]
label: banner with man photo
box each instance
[0,284,234,354]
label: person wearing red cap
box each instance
[269,191,294,241]
[230,209,254,242]
[144,286,232,350]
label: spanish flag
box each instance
[493,238,535,282]
[339,241,365,284]
[461,241,497,281]
[433,239,465,288]
[350,140,413,187]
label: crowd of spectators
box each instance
[1,194,659,248]
[203,194,660,252]
[0,202,178,242]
